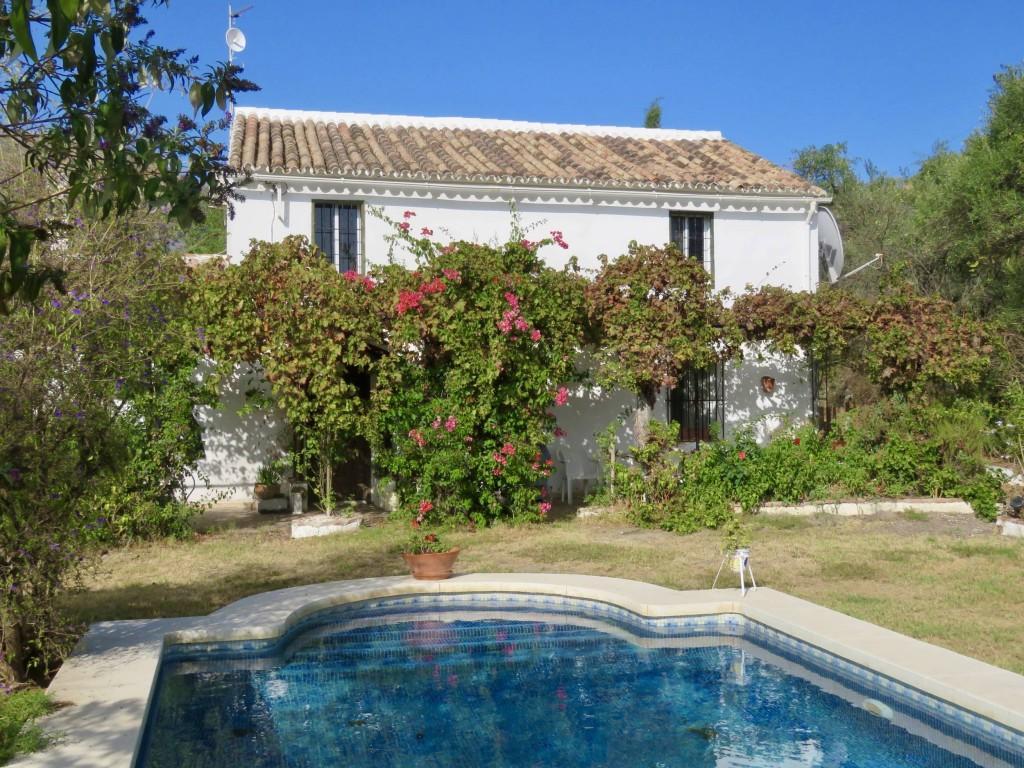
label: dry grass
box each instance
[65,510,1024,673]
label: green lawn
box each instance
[65,509,1024,673]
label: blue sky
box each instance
[149,1,1024,176]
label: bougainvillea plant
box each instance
[190,236,380,510]
[370,213,587,525]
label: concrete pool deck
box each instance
[14,573,1024,766]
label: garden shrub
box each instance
[370,215,587,526]
[1,213,208,682]
[599,398,1004,534]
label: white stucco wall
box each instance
[206,178,821,500]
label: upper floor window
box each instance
[668,362,724,444]
[670,212,713,273]
[314,202,361,272]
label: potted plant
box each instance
[254,459,285,500]
[713,516,756,594]
[402,530,460,580]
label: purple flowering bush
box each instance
[0,211,212,682]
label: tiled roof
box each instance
[229,108,825,197]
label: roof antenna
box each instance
[226,4,253,67]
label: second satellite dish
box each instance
[817,206,844,283]
[225,26,247,54]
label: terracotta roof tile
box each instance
[229,108,826,197]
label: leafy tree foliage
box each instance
[0,0,255,310]
[644,98,662,129]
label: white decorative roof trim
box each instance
[232,106,723,141]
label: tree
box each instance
[587,243,740,440]
[644,98,662,129]
[0,0,255,311]
[792,142,858,197]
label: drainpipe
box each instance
[806,200,819,291]
[268,182,287,240]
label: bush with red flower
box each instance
[370,214,586,525]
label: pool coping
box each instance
[13,573,1024,767]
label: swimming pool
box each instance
[137,593,1024,768]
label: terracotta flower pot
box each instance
[254,482,280,500]
[402,547,461,580]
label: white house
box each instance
[196,107,830,502]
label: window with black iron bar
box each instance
[669,212,713,273]
[313,202,361,272]
[668,362,725,443]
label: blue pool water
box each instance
[137,597,1024,767]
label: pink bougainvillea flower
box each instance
[520,239,537,251]
[539,501,552,516]
[514,316,529,332]
[464,435,474,444]
[421,277,446,295]
[737,450,747,460]
[550,230,569,249]
[503,292,520,309]
[403,210,416,219]
[554,386,569,407]
[492,466,503,476]
[398,221,411,232]
[408,428,426,447]
[492,451,508,465]
[530,328,542,342]
[445,415,457,432]
[431,417,442,429]
[397,289,424,315]
[442,268,461,281]
[419,500,434,515]
[554,426,567,438]
[441,244,457,255]
[342,270,359,282]
[361,276,376,292]
[420,227,433,236]
[500,442,516,456]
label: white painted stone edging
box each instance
[15,573,1024,767]
[757,497,973,516]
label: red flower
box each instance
[411,518,421,529]
[420,277,446,295]
[539,501,552,516]
[530,328,542,342]
[554,386,569,407]
[419,500,434,515]
[793,437,801,446]
[500,442,516,456]
[737,450,747,461]
[554,426,567,438]
[425,533,437,543]
[420,227,433,236]
[403,210,416,219]
[442,268,461,281]
[397,289,424,315]
[408,428,426,447]
[398,221,410,232]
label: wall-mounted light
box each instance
[761,376,776,394]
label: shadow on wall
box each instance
[725,347,812,443]
[192,362,289,502]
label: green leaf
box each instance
[59,0,80,19]
[188,82,202,111]
[10,0,38,60]
[47,0,71,50]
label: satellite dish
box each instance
[225,26,247,54]
[817,206,844,283]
